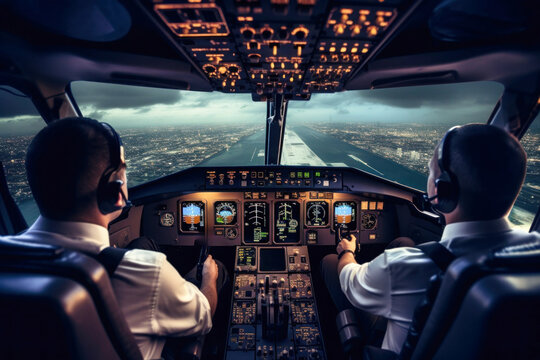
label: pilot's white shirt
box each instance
[339,217,527,353]
[13,216,212,360]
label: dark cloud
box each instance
[0,117,46,136]
[289,81,503,111]
[354,82,503,109]
[71,82,182,110]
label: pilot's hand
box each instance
[337,234,357,255]
[202,254,218,284]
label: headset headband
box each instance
[100,122,123,172]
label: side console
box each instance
[226,246,325,360]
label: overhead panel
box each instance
[149,0,411,100]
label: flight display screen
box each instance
[334,201,357,230]
[236,247,256,267]
[274,201,300,243]
[180,201,205,232]
[215,201,237,225]
[306,201,329,227]
[259,248,286,272]
[243,202,269,243]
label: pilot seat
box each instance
[0,238,203,360]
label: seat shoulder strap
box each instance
[95,247,128,277]
[417,241,456,272]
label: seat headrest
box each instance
[488,236,540,269]
[0,237,64,260]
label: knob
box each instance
[242,28,254,39]
[261,28,273,39]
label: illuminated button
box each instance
[361,201,368,210]
[304,172,310,178]
[323,180,329,187]
[369,234,377,240]
[215,229,224,236]
[315,171,321,177]
[297,172,303,178]
[310,192,318,199]
[241,180,247,187]
[304,180,311,186]
[244,192,252,199]
[290,172,296,178]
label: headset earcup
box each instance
[98,179,123,214]
[434,178,458,213]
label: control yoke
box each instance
[196,239,209,283]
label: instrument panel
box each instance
[144,190,396,247]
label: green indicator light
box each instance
[315,171,321,177]
[297,172,303,178]
[304,172,310,178]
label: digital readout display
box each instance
[274,201,300,243]
[244,202,269,243]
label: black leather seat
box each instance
[362,237,540,360]
[0,238,203,360]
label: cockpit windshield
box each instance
[69,80,537,228]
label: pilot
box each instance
[2,117,226,359]
[321,123,533,354]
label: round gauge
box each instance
[215,201,237,225]
[226,228,238,240]
[306,201,328,226]
[361,213,377,230]
[160,212,174,227]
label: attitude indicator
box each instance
[215,201,237,225]
[334,201,357,230]
[180,201,205,232]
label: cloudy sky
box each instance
[0,81,505,135]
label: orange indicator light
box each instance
[362,47,368,53]
[329,46,336,52]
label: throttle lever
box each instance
[196,239,209,283]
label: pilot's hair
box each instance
[26,117,113,219]
[445,124,526,220]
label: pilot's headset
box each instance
[97,122,131,214]
[431,126,461,213]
